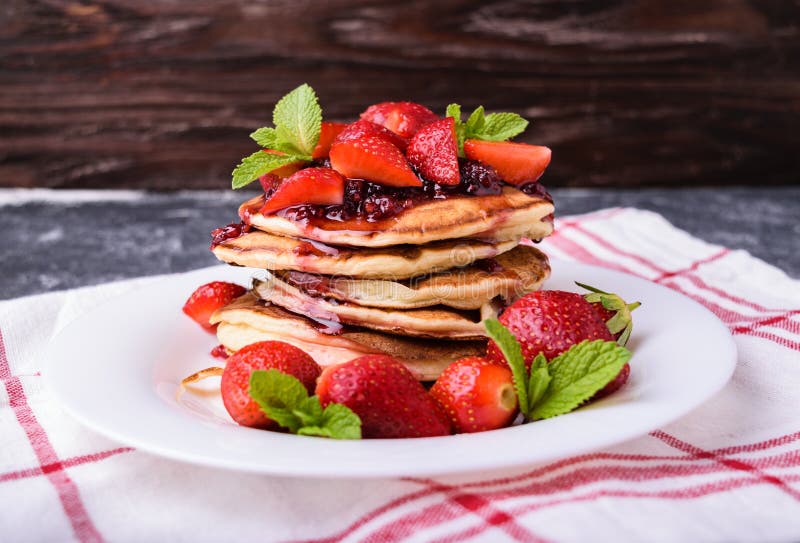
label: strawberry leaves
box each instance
[483,319,631,421]
[232,84,323,189]
[576,282,642,346]
[446,103,529,155]
[249,370,361,439]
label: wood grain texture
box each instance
[1,0,798,188]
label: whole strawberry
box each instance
[182,281,247,332]
[316,355,451,438]
[430,357,518,433]
[221,341,321,429]
[486,290,614,368]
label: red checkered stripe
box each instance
[298,208,800,543]
[0,329,132,543]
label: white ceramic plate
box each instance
[42,261,736,478]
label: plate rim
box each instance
[42,261,738,478]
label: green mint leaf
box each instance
[479,112,528,141]
[249,369,310,431]
[298,402,362,440]
[484,318,530,418]
[273,83,322,156]
[250,127,279,148]
[292,396,324,426]
[446,103,467,156]
[250,128,301,155]
[248,369,361,439]
[231,151,302,189]
[465,106,486,137]
[531,340,631,420]
[527,353,551,410]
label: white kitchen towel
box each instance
[1,207,799,543]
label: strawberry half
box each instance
[334,119,409,151]
[221,341,321,428]
[262,149,305,178]
[182,281,247,332]
[360,101,439,139]
[316,355,451,438]
[430,357,518,433]
[486,290,614,368]
[406,117,460,185]
[329,136,422,188]
[311,121,347,160]
[463,140,551,185]
[259,167,345,214]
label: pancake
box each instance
[211,293,486,380]
[212,230,518,279]
[254,278,486,339]
[241,186,554,248]
[276,245,551,310]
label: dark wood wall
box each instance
[1,0,798,189]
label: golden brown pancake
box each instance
[212,230,518,279]
[211,293,486,380]
[276,245,550,310]
[253,278,485,340]
[240,186,554,248]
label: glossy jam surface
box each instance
[210,344,230,360]
[210,222,251,249]
[241,159,548,227]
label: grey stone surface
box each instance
[1,187,798,301]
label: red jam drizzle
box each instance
[292,239,341,257]
[210,344,229,360]
[474,257,504,274]
[210,221,251,249]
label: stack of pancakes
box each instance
[211,186,554,380]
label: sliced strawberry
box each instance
[182,281,247,332]
[430,357,518,433]
[334,120,409,151]
[406,117,460,185]
[259,173,281,193]
[259,167,345,214]
[311,121,347,160]
[463,140,551,185]
[262,149,305,178]
[329,136,421,187]
[360,101,439,138]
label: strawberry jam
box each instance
[269,159,518,224]
[210,344,230,360]
[210,222,251,249]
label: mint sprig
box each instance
[483,319,631,421]
[249,370,361,439]
[232,151,302,190]
[232,84,322,190]
[273,83,322,156]
[446,104,529,155]
[531,341,631,420]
